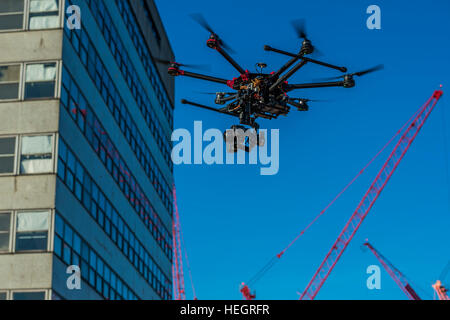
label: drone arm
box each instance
[269,60,308,91]
[181,99,238,117]
[287,81,345,91]
[179,70,229,85]
[215,46,246,75]
[265,45,347,73]
[267,47,304,78]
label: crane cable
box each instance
[245,103,424,287]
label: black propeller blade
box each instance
[290,98,330,103]
[195,91,236,95]
[190,13,236,54]
[154,58,211,71]
[315,64,384,81]
[291,19,308,40]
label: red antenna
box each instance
[364,240,421,300]
[300,90,444,300]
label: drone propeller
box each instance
[195,91,236,95]
[316,64,384,81]
[190,13,236,53]
[291,19,308,40]
[154,58,211,71]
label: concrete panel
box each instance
[0,30,63,63]
[0,100,59,135]
[0,175,56,210]
[0,253,53,289]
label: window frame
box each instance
[0,0,26,32]
[23,61,59,101]
[0,63,22,101]
[0,209,53,254]
[11,289,48,300]
[0,0,64,33]
[19,133,55,175]
[0,211,12,252]
[0,61,60,103]
[0,133,57,176]
[0,135,18,176]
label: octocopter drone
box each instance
[157,15,383,151]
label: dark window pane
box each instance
[0,156,14,174]
[0,0,24,12]
[0,233,10,251]
[24,81,55,99]
[0,83,19,100]
[0,137,15,154]
[15,231,48,251]
[12,291,45,300]
[0,14,23,30]
[0,292,6,300]
[53,234,61,257]
[0,212,10,231]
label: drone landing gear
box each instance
[224,125,265,153]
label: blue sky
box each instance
[155,0,450,299]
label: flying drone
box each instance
[157,15,383,151]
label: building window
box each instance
[20,135,53,174]
[0,0,24,31]
[0,64,21,100]
[0,0,62,32]
[0,292,6,300]
[15,211,50,252]
[12,291,46,300]
[24,63,57,99]
[0,137,16,174]
[29,0,59,30]
[0,212,11,252]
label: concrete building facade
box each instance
[0,0,174,300]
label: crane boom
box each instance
[364,241,420,300]
[300,90,444,300]
[432,281,449,300]
[173,186,186,300]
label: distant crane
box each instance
[172,186,186,300]
[299,90,443,299]
[172,186,197,300]
[242,90,444,300]
[432,280,449,300]
[364,241,421,300]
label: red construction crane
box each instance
[432,280,449,300]
[172,186,197,300]
[172,186,186,300]
[299,90,444,300]
[364,241,421,300]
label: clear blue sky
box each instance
[155,0,450,299]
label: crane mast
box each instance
[172,187,186,300]
[300,90,444,300]
[364,241,420,300]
